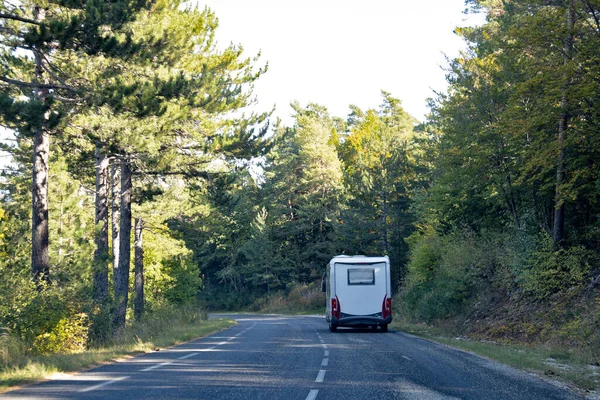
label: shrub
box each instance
[287,283,325,311]
[0,327,26,367]
[400,230,477,322]
[519,234,594,299]
[11,290,69,344]
[256,283,325,314]
[31,313,88,356]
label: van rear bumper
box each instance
[331,315,392,327]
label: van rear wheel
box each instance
[329,323,337,332]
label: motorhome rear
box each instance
[323,255,392,332]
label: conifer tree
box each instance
[58,1,271,326]
[263,103,344,282]
[0,0,150,289]
[338,92,419,278]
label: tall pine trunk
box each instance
[31,6,50,289]
[31,128,50,287]
[93,143,109,304]
[381,190,388,254]
[134,217,144,320]
[111,163,120,282]
[113,161,132,329]
[552,0,575,247]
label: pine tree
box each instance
[0,0,151,289]
[263,103,344,282]
[338,92,419,280]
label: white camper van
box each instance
[322,255,392,332]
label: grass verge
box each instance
[0,317,234,392]
[392,320,600,395]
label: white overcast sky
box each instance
[196,0,485,125]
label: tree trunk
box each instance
[552,0,575,247]
[111,163,120,282]
[134,217,144,320]
[32,128,50,288]
[381,190,388,254]
[113,161,132,329]
[31,6,50,289]
[503,173,520,230]
[93,144,110,304]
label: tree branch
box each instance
[39,54,80,92]
[0,12,39,26]
[582,0,600,32]
[0,75,77,92]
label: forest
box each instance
[1,0,600,361]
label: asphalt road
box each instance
[0,314,584,399]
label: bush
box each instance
[108,304,208,348]
[519,234,594,299]
[400,230,476,322]
[31,313,88,356]
[255,283,325,314]
[0,328,26,367]
[11,289,69,344]
[287,283,325,311]
[88,305,113,347]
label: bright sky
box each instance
[1,2,484,169]
[196,0,484,125]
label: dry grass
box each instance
[0,314,234,391]
[392,320,600,394]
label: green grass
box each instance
[392,320,599,393]
[0,317,235,391]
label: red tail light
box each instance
[331,296,341,319]
[382,295,392,319]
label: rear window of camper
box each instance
[347,268,375,285]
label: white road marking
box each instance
[140,323,257,372]
[324,350,329,357]
[178,353,198,360]
[321,358,329,367]
[306,389,319,400]
[78,376,128,392]
[141,362,172,372]
[402,355,412,361]
[321,343,328,349]
[315,369,326,383]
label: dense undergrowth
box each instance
[252,283,325,315]
[393,227,600,392]
[398,228,599,349]
[197,282,325,315]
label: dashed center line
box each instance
[178,352,199,360]
[306,324,329,400]
[402,355,412,361]
[315,369,326,383]
[78,376,128,393]
[141,362,171,372]
[139,323,256,373]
